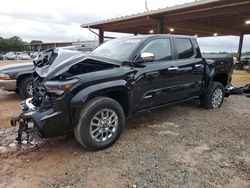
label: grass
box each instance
[232,70,250,86]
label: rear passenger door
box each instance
[171,38,204,99]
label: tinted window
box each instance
[141,39,172,61]
[176,39,194,59]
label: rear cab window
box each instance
[176,38,194,59]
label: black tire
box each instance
[74,97,125,151]
[200,81,225,109]
[19,77,33,98]
[14,89,19,94]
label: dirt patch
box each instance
[0,90,22,128]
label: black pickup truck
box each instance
[12,35,234,150]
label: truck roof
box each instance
[124,34,195,40]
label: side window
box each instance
[176,39,194,59]
[141,39,172,61]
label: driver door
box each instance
[133,37,177,110]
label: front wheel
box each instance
[19,77,33,99]
[74,97,125,151]
[200,82,225,109]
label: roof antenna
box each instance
[145,1,149,12]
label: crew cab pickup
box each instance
[11,35,234,150]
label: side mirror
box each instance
[141,52,155,62]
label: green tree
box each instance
[0,36,30,52]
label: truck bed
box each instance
[202,53,234,79]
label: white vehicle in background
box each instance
[19,53,31,60]
[15,52,31,60]
[5,52,16,60]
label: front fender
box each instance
[15,68,34,80]
[70,80,132,125]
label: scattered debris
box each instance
[227,84,250,96]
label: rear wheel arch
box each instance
[212,73,228,87]
[200,81,225,109]
[203,72,228,95]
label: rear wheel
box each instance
[74,97,125,151]
[19,77,33,98]
[200,81,225,109]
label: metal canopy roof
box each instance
[81,0,250,37]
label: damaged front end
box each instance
[11,98,38,144]
[10,48,121,144]
[10,49,79,143]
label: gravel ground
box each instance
[0,63,249,187]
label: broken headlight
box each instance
[44,78,79,95]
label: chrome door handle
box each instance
[168,67,179,71]
[195,64,203,68]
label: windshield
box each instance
[92,38,142,61]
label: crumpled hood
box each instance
[35,49,121,79]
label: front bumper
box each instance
[0,79,16,91]
[31,108,67,137]
[30,93,73,138]
[11,91,74,140]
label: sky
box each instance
[0,0,249,52]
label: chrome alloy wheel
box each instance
[211,88,223,108]
[90,109,118,143]
[27,82,33,96]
